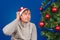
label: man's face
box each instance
[20,10,31,23]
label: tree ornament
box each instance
[52,7,57,13]
[39,21,45,27]
[40,7,43,11]
[55,25,60,31]
[45,14,50,19]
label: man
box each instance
[3,7,37,40]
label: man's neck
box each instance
[20,20,28,27]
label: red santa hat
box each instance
[18,7,27,15]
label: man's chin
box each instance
[24,20,30,23]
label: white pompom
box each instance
[21,7,24,9]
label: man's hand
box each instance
[16,12,20,21]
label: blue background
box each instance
[0,0,47,40]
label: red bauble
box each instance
[39,21,44,27]
[52,7,57,13]
[40,7,43,11]
[45,14,50,19]
[55,25,60,31]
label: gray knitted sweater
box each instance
[3,19,37,40]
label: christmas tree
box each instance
[39,0,60,40]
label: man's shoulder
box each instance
[29,22,35,25]
[29,22,36,26]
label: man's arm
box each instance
[2,19,19,35]
[3,12,20,36]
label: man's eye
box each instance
[24,13,27,15]
[24,13,30,15]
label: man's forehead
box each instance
[23,10,30,13]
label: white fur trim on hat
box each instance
[19,7,27,15]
